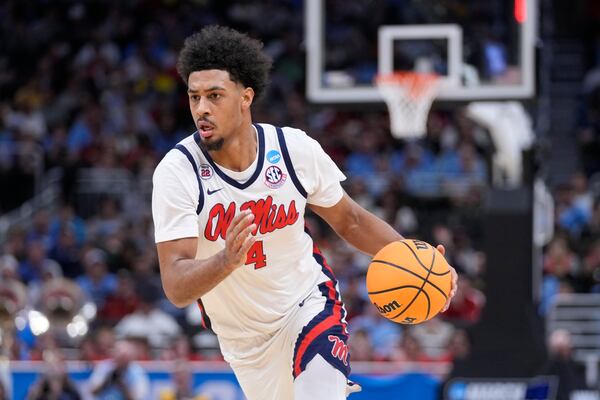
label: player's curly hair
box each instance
[177,26,272,100]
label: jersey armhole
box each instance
[275,127,308,198]
[174,144,205,214]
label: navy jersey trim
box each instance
[174,144,204,214]
[193,124,265,189]
[276,127,308,198]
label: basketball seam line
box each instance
[368,284,423,295]
[399,242,450,277]
[388,246,436,321]
[369,260,448,300]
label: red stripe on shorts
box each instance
[196,300,207,329]
[293,280,342,376]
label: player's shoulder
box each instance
[153,134,198,181]
[257,123,318,152]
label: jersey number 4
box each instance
[245,240,267,269]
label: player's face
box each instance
[187,70,252,151]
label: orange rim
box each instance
[375,72,440,99]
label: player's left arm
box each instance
[309,192,457,311]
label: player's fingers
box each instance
[238,235,256,259]
[225,211,248,239]
[227,211,254,241]
[436,244,446,256]
[233,223,256,252]
[442,268,459,312]
[451,268,458,297]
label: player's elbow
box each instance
[162,279,192,308]
[166,291,191,309]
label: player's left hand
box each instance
[436,244,458,313]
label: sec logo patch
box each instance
[264,165,287,189]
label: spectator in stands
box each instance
[540,236,580,314]
[80,336,101,363]
[444,329,471,363]
[28,331,61,362]
[345,133,379,180]
[88,339,150,400]
[0,254,19,283]
[581,239,600,293]
[350,303,402,360]
[19,239,62,284]
[441,275,485,325]
[158,361,195,400]
[160,335,201,362]
[76,248,117,308]
[392,142,437,196]
[48,227,82,279]
[411,317,456,360]
[540,329,586,400]
[88,198,124,241]
[114,281,181,349]
[26,349,81,400]
[98,270,139,325]
[2,229,26,262]
[48,203,86,248]
[439,143,488,199]
[543,236,579,278]
[392,329,432,363]
[555,183,592,237]
[25,210,51,248]
[571,172,594,218]
[347,329,376,362]
[94,326,117,361]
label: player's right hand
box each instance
[220,210,256,271]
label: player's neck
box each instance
[208,123,257,172]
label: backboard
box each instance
[305,0,537,102]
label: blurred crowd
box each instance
[539,43,600,315]
[1,2,569,400]
[0,0,489,376]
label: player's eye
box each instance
[190,95,200,101]
[208,93,221,100]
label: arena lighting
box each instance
[81,302,97,320]
[28,310,50,336]
[66,315,88,338]
[515,0,527,23]
[14,315,26,331]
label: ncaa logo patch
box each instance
[266,150,281,164]
[200,164,213,180]
[264,165,287,189]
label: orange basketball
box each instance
[366,239,452,325]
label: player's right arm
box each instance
[156,211,255,308]
[152,152,255,307]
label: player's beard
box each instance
[200,137,225,151]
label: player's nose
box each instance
[194,96,211,116]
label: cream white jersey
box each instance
[152,123,346,344]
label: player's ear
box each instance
[241,87,254,110]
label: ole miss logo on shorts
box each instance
[264,165,286,189]
[328,335,348,366]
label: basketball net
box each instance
[375,72,441,139]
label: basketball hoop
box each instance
[375,72,441,139]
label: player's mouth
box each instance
[198,120,216,138]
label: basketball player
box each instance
[152,26,457,400]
